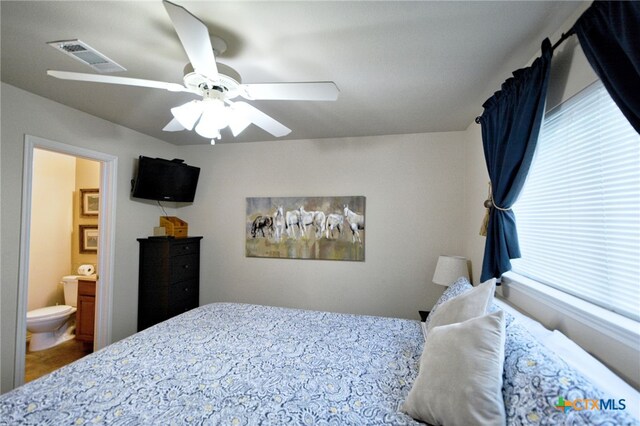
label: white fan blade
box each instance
[163,1,218,82]
[227,106,252,137]
[162,117,186,132]
[240,82,339,101]
[171,100,204,130]
[233,101,291,137]
[47,70,190,93]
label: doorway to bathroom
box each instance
[15,135,117,387]
[25,149,98,381]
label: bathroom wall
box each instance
[72,158,100,275]
[27,149,75,311]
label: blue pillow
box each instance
[424,277,472,330]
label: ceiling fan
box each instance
[47,0,339,143]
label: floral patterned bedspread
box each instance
[1,303,424,425]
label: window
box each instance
[512,80,640,322]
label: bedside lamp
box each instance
[432,255,469,287]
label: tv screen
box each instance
[131,156,200,202]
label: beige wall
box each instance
[72,158,100,274]
[27,149,76,311]
[462,4,640,388]
[180,132,467,320]
[1,83,178,392]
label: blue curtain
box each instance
[574,1,640,134]
[478,39,553,282]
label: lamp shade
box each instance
[432,255,469,286]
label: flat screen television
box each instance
[131,156,200,202]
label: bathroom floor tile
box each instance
[25,339,91,383]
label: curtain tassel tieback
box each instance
[479,182,511,236]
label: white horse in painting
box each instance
[299,206,326,239]
[285,209,302,238]
[325,213,344,239]
[344,205,364,243]
[273,206,285,242]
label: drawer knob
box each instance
[184,246,190,251]
[183,264,190,269]
[184,287,190,292]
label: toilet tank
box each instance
[61,275,79,307]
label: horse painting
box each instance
[285,209,302,238]
[251,215,273,238]
[325,213,344,239]
[299,206,326,239]
[246,196,365,261]
[344,205,365,243]
[273,206,285,242]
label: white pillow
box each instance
[402,310,506,426]
[424,277,473,330]
[427,278,496,333]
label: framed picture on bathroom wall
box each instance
[80,188,99,216]
[79,225,98,253]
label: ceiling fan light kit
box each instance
[195,99,229,139]
[170,101,201,131]
[45,0,339,143]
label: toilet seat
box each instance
[27,305,74,321]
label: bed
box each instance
[0,303,424,425]
[3,287,639,425]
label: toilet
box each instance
[26,275,80,352]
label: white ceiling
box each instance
[1,1,582,146]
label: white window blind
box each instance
[512,80,640,322]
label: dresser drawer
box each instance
[170,241,199,257]
[169,279,198,301]
[167,292,198,317]
[170,254,198,282]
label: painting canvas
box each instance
[246,196,365,261]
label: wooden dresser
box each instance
[137,236,202,331]
[76,278,96,350]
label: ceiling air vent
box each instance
[47,39,126,73]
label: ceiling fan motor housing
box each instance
[183,62,242,99]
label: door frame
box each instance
[14,134,118,387]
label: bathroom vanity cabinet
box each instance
[137,236,202,331]
[76,278,96,350]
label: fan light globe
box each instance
[171,100,202,130]
[195,99,229,139]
